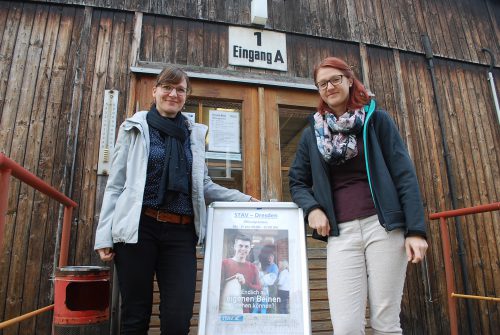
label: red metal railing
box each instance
[429,202,500,335]
[0,153,78,329]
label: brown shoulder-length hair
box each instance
[313,57,369,113]
[155,66,192,95]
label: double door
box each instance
[134,76,317,202]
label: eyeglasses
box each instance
[158,84,188,96]
[316,75,344,91]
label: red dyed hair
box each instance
[313,57,370,113]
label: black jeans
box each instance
[114,213,197,335]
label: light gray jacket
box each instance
[94,111,251,250]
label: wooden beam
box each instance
[392,49,414,159]
[129,11,142,67]
[126,12,142,117]
[258,87,268,201]
[359,43,371,93]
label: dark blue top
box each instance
[143,126,194,215]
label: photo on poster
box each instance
[198,202,311,335]
[219,229,289,315]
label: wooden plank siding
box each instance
[36,0,500,67]
[139,12,362,82]
[0,4,136,334]
[401,55,500,334]
[0,1,499,335]
[432,59,500,335]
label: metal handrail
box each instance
[429,202,500,219]
[0,153,78,329]
[429,201,500,335]
[0,305,54,329]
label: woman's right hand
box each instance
[97,248,115,262]
[308,208,330,237]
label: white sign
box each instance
[198,202,311,335]
[208,110,240,153]
[206,152,242,161]
[229,26,287,71]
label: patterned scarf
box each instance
[314,108,365,165]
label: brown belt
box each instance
[143,208,193,224]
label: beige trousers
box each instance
[327,214,407,335]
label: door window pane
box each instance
[279,106,311,201]
[279,105,321,241]
[184,98,243,192]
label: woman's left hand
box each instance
[405,236,428,264]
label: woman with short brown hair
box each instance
[95,66,256,334]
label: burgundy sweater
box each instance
[329,135,377,223]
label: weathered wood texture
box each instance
[0,3,135,334]
[33,0,500,67]
[400,53,500,335]
[139,13,364,81]
[1,1,499,335]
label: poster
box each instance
[198,202,311,335]
[208,110,240,153]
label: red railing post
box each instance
[0,153,79,329]
[430,201,500,335]
[439,216,459,335]
[0,167,12,254]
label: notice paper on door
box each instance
[208,110,240,153]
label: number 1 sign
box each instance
[228,26,287,71]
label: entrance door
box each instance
[133,76,318,202]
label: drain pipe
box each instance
[421,34,474,334]
[481,48,500,124]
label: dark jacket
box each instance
[289,100,427,242]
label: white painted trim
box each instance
[130,66,317,91]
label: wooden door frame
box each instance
[261,87,317,201]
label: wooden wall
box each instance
[0,2,136,334]
[37,0,500,67]
[0,1,499,334]
[364,46,500,335]
[139,14,362,79]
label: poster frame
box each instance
[198,202,311,335]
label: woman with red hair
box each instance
[289,57,428,334]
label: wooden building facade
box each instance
[0,0,499,334]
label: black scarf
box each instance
[146,106,189,205]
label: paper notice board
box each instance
[198,202,311,335]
